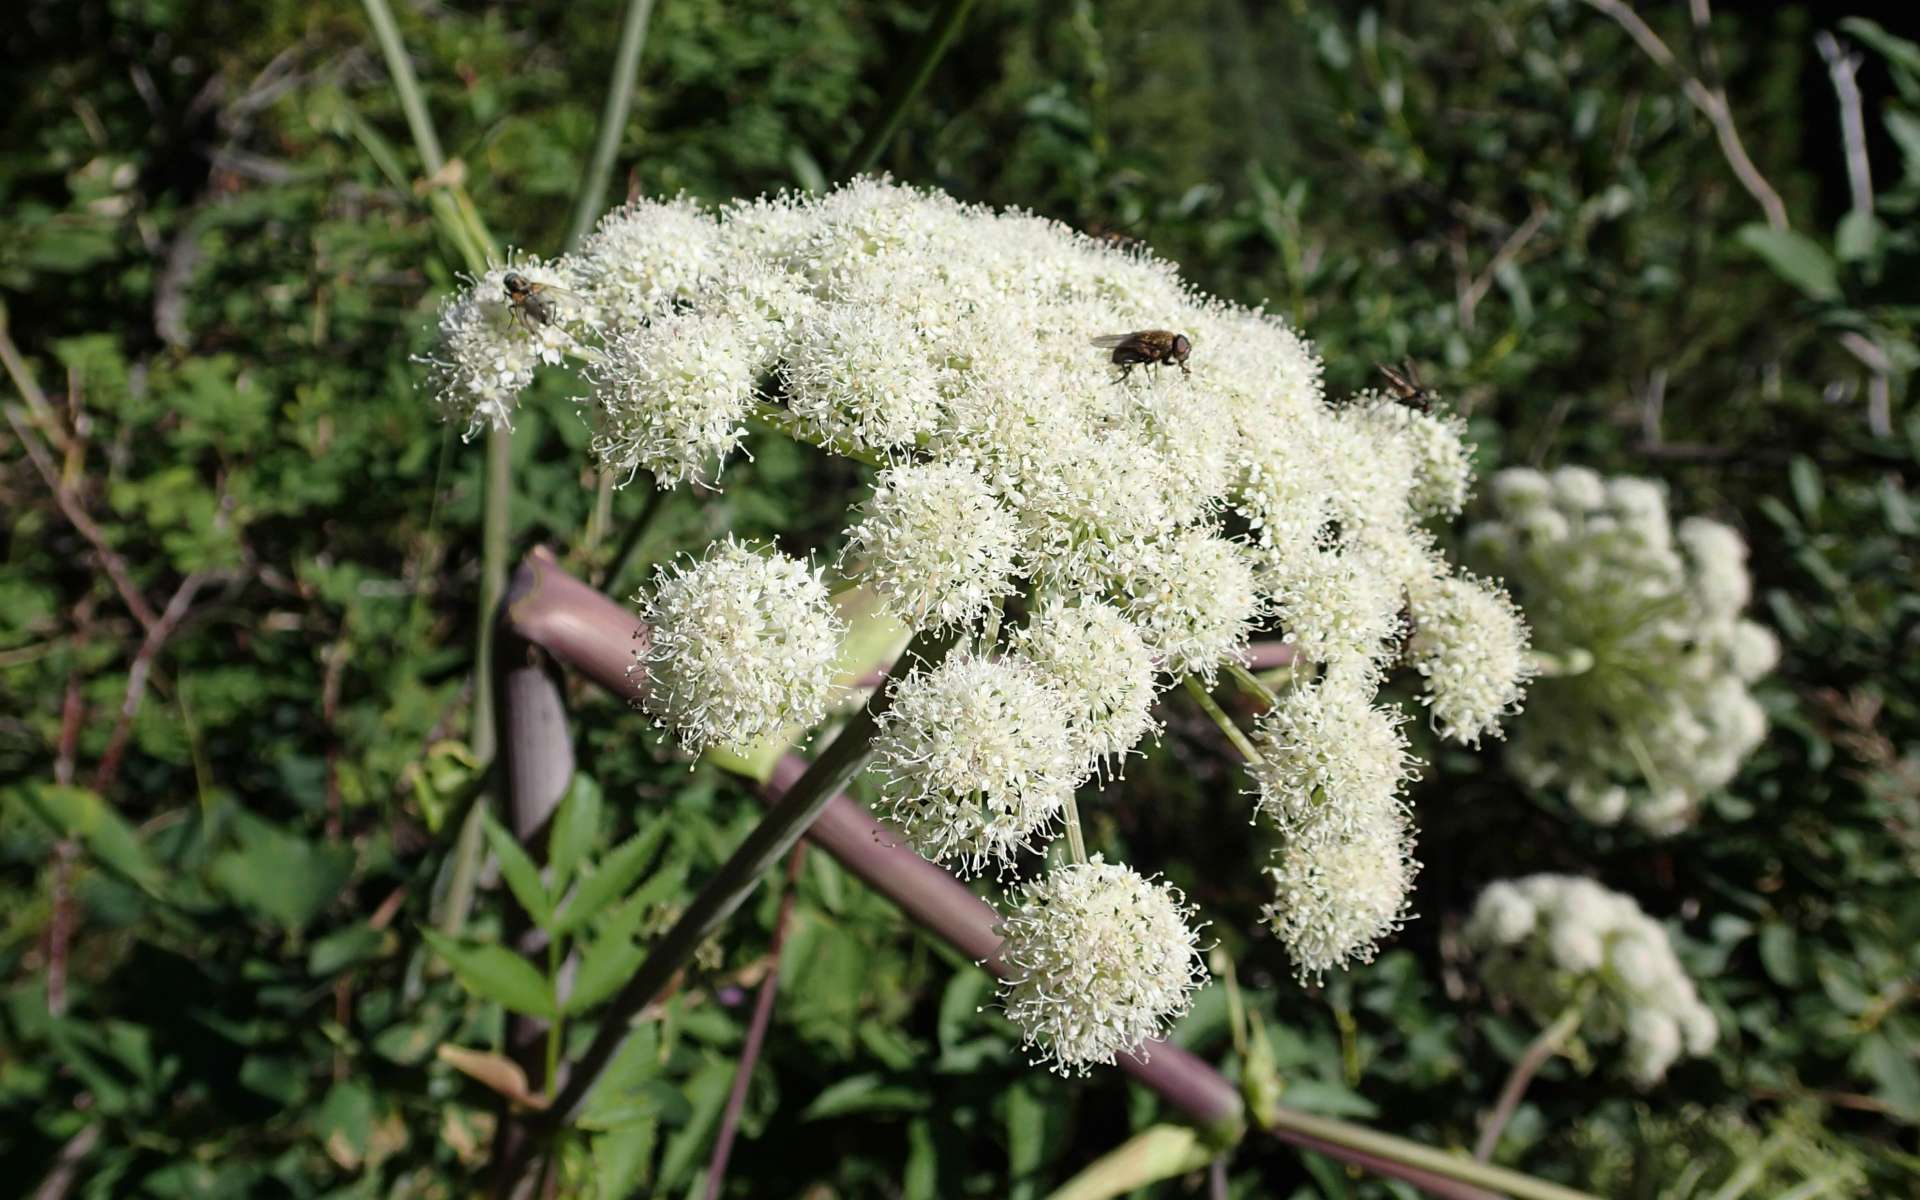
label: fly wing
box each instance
[1089,334,1135,349]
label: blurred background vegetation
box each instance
[2,0,1915,1195]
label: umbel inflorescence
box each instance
[422,180,1534,1072]
[1465,875,1717,1085]
[1466,468,1776,834]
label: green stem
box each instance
[1225,661,1279,709]
[566,0,657,566]
[594,487,663,592]
[565,0,658,247]
[473,431,511,762]
[359,0,444,173]
[836,0,982,179]
[545,938,564,1097]
[749,402,886,467]
[1183,676,1263,766]
[1061,793,1088,865]
[1473,997,1585,1162]
[1264,1107,1598,1200]
[530,629,953,1137]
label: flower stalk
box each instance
[494,550,1599,1200]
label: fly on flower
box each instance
[1374,359,1433,414]
[501,271,579,334]
[1092,330,1192,380]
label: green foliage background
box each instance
[2,0,1915,1195]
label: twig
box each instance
[30,1123,101,1200]
[1581,0,1789,230]
[1815,32,1873,218]
[1458,203,1549,332]
[704,843,807,1200]
[1639,367,1668,447]
[1183,676,1264,766]
[91,571,210,793]
[1837,332,1893,440]
[1,391,158,631]
[0,309,78,460]
[1474,1002,1585,1162]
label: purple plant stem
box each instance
[703,843,807,1199]
[490,619,580,1199]
[499,549,1538,1199]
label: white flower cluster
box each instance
[1464,875,1717,1085]
[422,180,1530,1065]
[994,858,1207,1076]
[634,539,843,754]
[1467,467,1777,834]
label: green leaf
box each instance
[419,929,556,1019]
[1758,922,1800,987]
[566,929,647,1016]
[1835,210,1885,263]
[591,1118,658,1198]
[209,815,354,932]
[1839,18,1920,87]
[1788,455,1823,521]
[904,1118,937,1200]
[801,1072,930,1120]
[551,822,669,937]
[1735,225,1840,302]
[15,784,167,896]
[548,773,602,892]
[655,1059,735,1190]
[307,923,384,976]
[481,812,552,929]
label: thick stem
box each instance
[1182,675,1263,765]
[1473,1002,1585,1162]
[497,552,1600,1200]
[488,617,578,1195]
[1267,1108,1593,1200]
[532,625,949,1134]
[836,0,981,179]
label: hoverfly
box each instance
[1092,330,1192,380]
[1374,359,1434,414]
[501,271,575,334]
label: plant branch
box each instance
[1814,32,1873,218]
[529,624,949,1139]
[358,0,444,173]
[1473,1001,1585,1162]
[1183,675,1263,765]
[836,0,981,180]
[566,0,657,247]
[497,552,1602,1199]
[1581,0,1789,230]
[92,570,211,793]
[703,843,807,1200]
[1,362,158,631]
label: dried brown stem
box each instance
[92,571,209,793]
[1815,32,1873,218]
[1581,0,1789,231]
